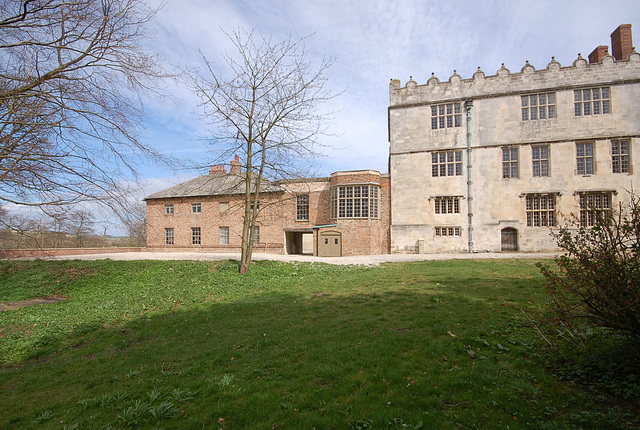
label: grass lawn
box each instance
[0,258,636,429]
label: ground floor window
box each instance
[253,226,260,243]
[525,194,556,227]
[191,227,201,245]
[435,226,461,237]
[219,227,229,245]
[434,197,460,214]
[165,228,174,245]
[579,192,611,226]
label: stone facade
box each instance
[145,168,390,256]
[389,25,640,253]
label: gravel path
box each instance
[43,250,559,265]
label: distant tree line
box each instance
[0,206,145,249]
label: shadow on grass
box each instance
[1,276,630,430]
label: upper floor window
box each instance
[611,140,630,173]
[574,87,610,116]
[220,202,229,213]
[432,150,463,177]
[576,142,594,175]
[579,192,611,226]
[165,204,174,215]
[297,194,309,221]
[434,197,460,214]
[165,228,174,245]
[532,145,549,177]
[191,227,201,245]
[521,93,556,120]
[502,147,518,179]
[192,203,202,213]
[330,185,380,219]
[431,103,462,129]
[525,194,556,227]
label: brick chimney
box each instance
[611,24,633,61]
[209,164,227,175]
[588,45,609,63]
[229,155,241,175]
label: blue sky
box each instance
[140,0,639,197]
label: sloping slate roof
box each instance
[144,174,284,200]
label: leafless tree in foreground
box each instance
[191,28,337,273]
[0,0,169,224]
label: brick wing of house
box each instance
[144,157,391,256]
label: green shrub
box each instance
[537,191,640,353]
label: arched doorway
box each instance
[501,228,518,251]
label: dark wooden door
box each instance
[501,228,518,251]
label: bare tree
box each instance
[65,209,95,247]
[119,199,146,246]
[0,0,169,219]
[191,28,336,273]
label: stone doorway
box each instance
[501,228,518,251]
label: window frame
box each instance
[431,103,462,130]
[191,203,202,213]
[521,92,556,121]
[576,142,595,175]
[434,226,461,237]
[532,145,550,177]
[164,204,174,215]
[164,228,174,245]
[219,226,229,245]
[525,194,556,227]
[502,147,519,179]
[253,226,260,243]
[434,197,460,214]
[431,150,463,177]
[191,227,201,245]
[611,139,630,174]
[296,194,310,221]
[330,185,380,219]
[574,87,610,116]
[578,192,612,227]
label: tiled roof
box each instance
[144,174,284,200]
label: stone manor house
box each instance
[146,25,640,256]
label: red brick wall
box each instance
[145,171,392,256]
[146,193,288,252]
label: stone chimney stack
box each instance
[588,45,609,63]
[209,164,227,175]
[611,24,633,61]
[229,155,241,175]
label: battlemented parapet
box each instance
[389,52,640,108]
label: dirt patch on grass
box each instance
[0,296,66,312]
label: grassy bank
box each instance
[0,259,635,429]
